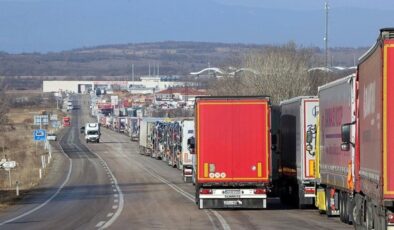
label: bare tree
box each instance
[209,42,315,104]
[0,78,9,128]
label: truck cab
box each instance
[85,123,101,143]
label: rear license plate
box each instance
[223,190,241,195]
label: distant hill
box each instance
[0,41,367,77]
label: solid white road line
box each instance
[0,133,73,226]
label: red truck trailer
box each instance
[193,96,271,209]
[320,28,394,229]
[342,28,394,229]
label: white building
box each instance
[43,76,185,93]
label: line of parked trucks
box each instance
[131,28,394,229]
[83,28,392,229]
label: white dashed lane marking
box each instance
[96,221,105,228]
[112,205,118,209]
[107,213,114,218]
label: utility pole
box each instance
[132,64,134,82]
[324,1,329,69]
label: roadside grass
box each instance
[0,93,66,209]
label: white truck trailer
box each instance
[139,118,163,156]
[180,119,194,182]
[278,96,319,208]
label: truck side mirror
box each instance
[341,124,351,143]
[341,123,351,151]
[341,143,350,151]
[187,137,195,154]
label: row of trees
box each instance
[209,42,353,104]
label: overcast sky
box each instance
[0,0,393,53]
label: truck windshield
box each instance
[87,131,98,135]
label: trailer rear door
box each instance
[196,98,270,183]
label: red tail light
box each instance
[200,189,212,195]
[388,213,394,224]
[254,189,266,194]
[304,187,315,194]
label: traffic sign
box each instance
[50,114,58,121]
[1,161,16,169]
[34,115,49,125]
[33,129,47,141]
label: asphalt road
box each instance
[0,95,353,229]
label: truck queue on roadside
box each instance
[84,28,394,230]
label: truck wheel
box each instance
[195,184,200,206]
[373,208,381,230]
[340,192,345,222]
[365,201,373,230]
[97,139,99,143]
[346,194,354,225]
[86,140,88,143]
[326,188,333,217]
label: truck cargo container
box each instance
[166,121,182,168]
[278,96,319,208]
[193,96,271,209]
[139,118,164,156]
[130,117,141,142]
[315,74,356,220]
[340,28,394,229]
[180,119,195,183]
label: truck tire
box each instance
[365,201,373,230]
[373,210,385,230]
[97,139,99,143]
[346,194,354,224]
[326,188,333,217]
[195,184,201,206]
[86,140,89,143]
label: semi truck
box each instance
[315,74,356,219]
[85,123,101,143]
[278,96,319,208]
[314,28,394,229]
[346,28,394,229]
[193,96,271,209]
